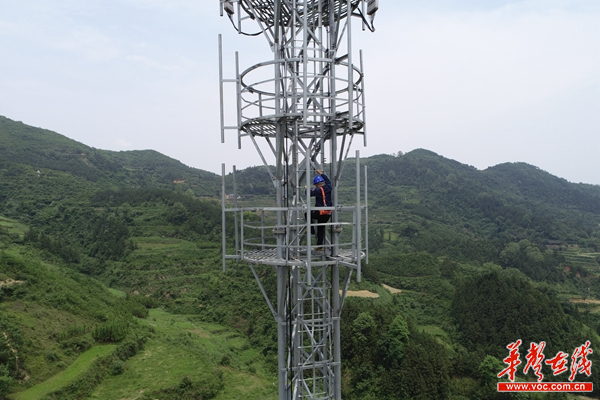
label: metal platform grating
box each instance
[242,248,363,265]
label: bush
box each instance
[129,303,149,319]
[0,314,23,375]
[219,354,231,366]
[44,351,60,362]
[0,364,14,398]
[92,319,128,343]
[60,335,94,353]
[141,372,224,400]
[138,296,159,309]
[109,359,124,376]
[115,340,138,360]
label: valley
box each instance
[1,115,600,399]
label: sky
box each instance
[0,0,598,184]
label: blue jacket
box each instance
[310,173,332,208]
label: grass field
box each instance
[10,345,116,400]
[0,215,28,238]
[107,288,126,298]
[90,309,277,400]
[561,247,600,271]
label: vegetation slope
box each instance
[1,115,600,399]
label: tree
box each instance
[477,356,512,400]
[351,312,377,352]
[0,364,13,397]
[478,355,503,384]
[379,315,409,367]
[165,202,189,225]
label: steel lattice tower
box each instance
[218,1,377,399]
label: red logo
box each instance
[498,340,522,381]
[497,340,593,392]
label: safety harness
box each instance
[319,187,332,215]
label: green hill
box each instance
[1,115,599,399]
[0,115,221,198]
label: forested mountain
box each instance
[349,150,600,245]
[0,116,221,197]
[1,115,599,399]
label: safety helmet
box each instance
[313,175,324,185]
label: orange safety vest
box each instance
[319,187,332,215]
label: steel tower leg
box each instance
[277,265,289,400]
[332,264,341,399]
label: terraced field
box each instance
[90,309,276,400]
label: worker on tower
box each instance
[310,169,332,250]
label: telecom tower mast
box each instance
[218,1,377,399]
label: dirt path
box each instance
[571,298,600,305]
[2,332,19,374]
[0,279,24,288]
[340,290,379,298]
[382,284,401,294]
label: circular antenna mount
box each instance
[240,0,361,28]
